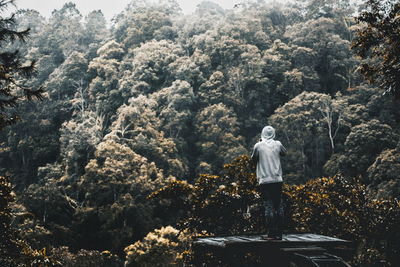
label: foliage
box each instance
[285,175,367,238]
[2,0,383,190]
[0,175,22,266]
[151,156,262,236]
[155,156,400,266]
[114,0,179,49]
[0,0,43,129]
[285,16,357,94]
[0,1,57,266]
[49,247,121,267]
[269,91,346,182]
[1,176,60,267]
[337,119,398,177]
[352,0,400,98]
[195,104,247,174]
[20,139,172,254]
[124,226,191,267]
[286,175,400,266]
[2,0,400,265]
[366,146,400,198]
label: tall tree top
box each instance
[0,0,43,130]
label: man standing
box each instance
[251,126,286,240]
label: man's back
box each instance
[252,139,285,184]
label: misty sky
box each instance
[10,0,244,21]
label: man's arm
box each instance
[251,144,259,165]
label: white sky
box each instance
[9,0,245,21]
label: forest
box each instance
[1,0,400,266]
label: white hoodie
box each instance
[251,126,286,184]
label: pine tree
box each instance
[0,1,46,266]
[0,0,43,129]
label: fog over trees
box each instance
[1,0,400,266]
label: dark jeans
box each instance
[258,182,284,237]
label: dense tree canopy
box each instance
[353,0,400,98]
[1,0,400,266]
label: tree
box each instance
[194,103,247,174]
[83,10,109,47]
[22,175,78,248]
[73,139,170,253]
[108,94,187,177]
[323,85,400,178]
[87,40,125,119]
[153,80,195,154]
[113,0,179,49]
[0,0,43,129]
[352,0,400,98]
[120,40,184,95]
[301,0,355,20]
[268,91,346,182]
[1,175,61,267]
[42,2,85,57]
[0,47,85,187]
[12,9,45,56]
[124,226,191,267]
[195,1,225,17]
[166,52,209,89]
[0,1,57,266]
[285,17,357,94]
[46,51,88,100]
[59,111,104,177]
[0,103,62,187]
[338,119,399,178]
[14,9,45,35]
[191,24,271,134]
[367,147,400,199]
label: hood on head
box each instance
[261,126,275,141]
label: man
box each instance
[251,126,286,240]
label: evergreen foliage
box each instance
[0,0,43,128]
